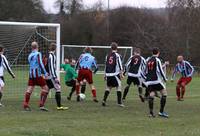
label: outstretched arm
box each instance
[2,55,15,78]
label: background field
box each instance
[0,73,200,136]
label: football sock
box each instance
[181,86,185,98]
[160,96,167,113]
[138,87,143,95]
[69,86,76,98]
[55,92,61,107]
[75,85,80,95]
[0,91,2,102]
[117,91,122,104]
[81,84,86,94]
[123,85,130,99]
[145,88,150,98]
[24,92,31,107]
[92,89,97,98]
[149,96,154,114]
[40,91,48,107]
[103,90,110,102]
[176,86,181,98]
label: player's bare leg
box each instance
[23,86,34,111]
[39,85,49,112]
[158,89,169,118]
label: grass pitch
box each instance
[0,74,200,136]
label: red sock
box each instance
[39,92,48,107]
[24,92,31,108]
[181,86,186,98]
[92,89,97,98]
[176,86,181,99]
[75,85,80,95]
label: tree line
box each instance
[0,0,200,65]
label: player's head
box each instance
[64,58,70,64]
[0,44,4,54]
[49,43,56,52]
[84,47,93,54]
[70,59,76,67]
[152,47,160,56]
[177,55,184,63]
[134,48,141,55]
[111,42,118,51]
[31,41,38,51]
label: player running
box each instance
[145,47,168,118]
[171,55,194,101]
[23,42,49,111]
[76,47,98,102]
[45,43,68,110]
[102,42,124,107]
[122,48,146,102]
[0,45,15,107]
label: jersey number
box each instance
[133,58,139,65]
[148,61,155,70]
[109,56,114,64]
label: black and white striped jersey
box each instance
[47,52,57,79]
[124,55,146,78]
[0,54,15,78]
[105,51,123,77]
[145,56,167,85]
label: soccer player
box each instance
[102,42,124,107]
[145,47,168,118]
[45,43,68,110]
[76,47,98,102]
[23,42,49,111]
[122,48,146,102]
[171,55,194,101]
[0,45,15,107]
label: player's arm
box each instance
[92,58,98,74]
[2,55,15,78]
[70,67,78,79]
[49,54,57,79]
[140,57,147,79]
[75,55,82,71]
[38,53,48,77]
[186,61,194,77]
[124,56,132,76]
[117,54,124,78]
[158,59,167,82]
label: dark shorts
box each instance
[77,69,93,84]
[46,78,61,90]
[28,77,46,87]
[148,83,165,92]
[127,76,140,86]
[107,75,121,87]
[65,79,76,87]
[177,77,192,86]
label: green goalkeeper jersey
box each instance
[60,64,78,82]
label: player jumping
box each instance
[123,48,146,102]
[145,47,168,118]
[23,42,49,111]
[171,55,194,101]
[102,42,124,107]
[45,43,68,110]
[76,47,98,102]
[0,45,15,107]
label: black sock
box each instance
[123,85,130,99]
[145,88,150,97]
[117,91,122,104]
[0,92,2,101]
[69,86,75,98]
[149,97,154,114]
[160,96,167,113]
[55,92,61,107]
[138,87,143,95]
[81,84,86,94]
[103,90,110,102]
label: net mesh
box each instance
[0,24,57,98]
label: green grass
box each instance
[0,73,200,136]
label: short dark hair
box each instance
[49,43,56,51]
[134,47,141,54]
[152,47,160,55]
[0,44,4,52]
[111,42,118,50]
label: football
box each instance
[79,93,86,100]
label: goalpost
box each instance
[0,21,60,98]
[61,45,133,74]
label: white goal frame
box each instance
[0,21,61,79]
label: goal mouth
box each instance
[61,45,133,74]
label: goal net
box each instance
[0,21,60,98]
[61,45,133,74]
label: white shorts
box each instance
[0,77,5,88]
